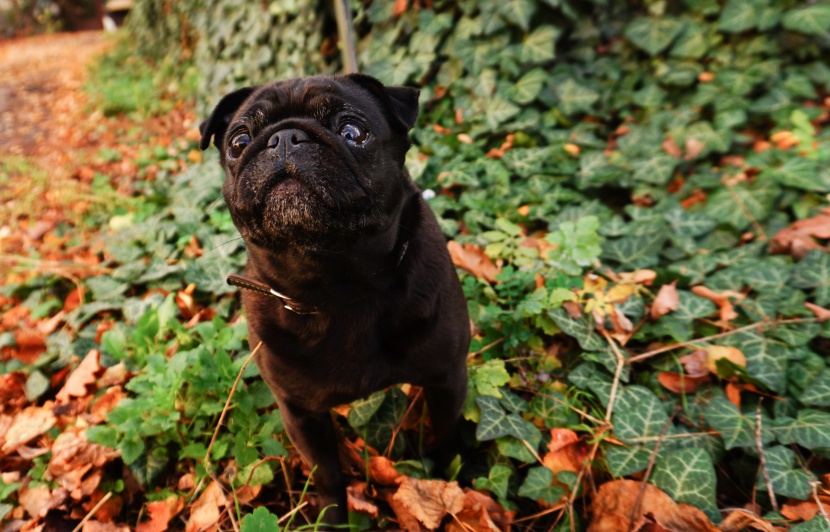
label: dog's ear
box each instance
[345,74,420,131]
[199,87,257,151]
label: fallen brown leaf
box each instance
[589,479,717,531]
[781,499,823,522]
[657,372,710,394]
[685,137,706,160]
[770,208,830,259]
[392,477,465,530]
[19,485,68,518]
[56,349,102,403]
[542,428,589,479]
[136,496,184,532]
[447,241,501,283]
[49,429,120,494]
[82,521,131,532]
[691,286,743,324]
[718,509,777,532]
[662,136,682,158]
[446,490,514,532]
[369,456,402,485]
[347,482,379,518]
[1,403,57,454]
[185,481,227,532]
[805,302,830,323]
[651,282,679,319]
[89,385,124,424]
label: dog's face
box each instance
[200,74,420,249]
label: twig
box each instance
[627,318,815,364]
[756,400,778,512]
[467,337,506,360]
[203,341,263,467]
[226,502,240,532]
[724,179,767,241]
[277,502,309,525]
[522,438,544,464]
[628,408,679,531]
[385,388,423,458]
[812,481,830,528]
[71,492,112,532]
[601,331,627,424]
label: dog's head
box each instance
[200,74,419,249]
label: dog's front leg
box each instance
[424,376,467,465]
[277,397,348,525]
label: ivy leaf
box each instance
[624,17,685,56]
[519,25,558,64]
[704,398,773,450]
[757,446,815,499]
[631,155,677,186]
[473,464,512,500]
[517,467,565,504]
[548,308,604,351]
[672,290,717,320]
[471,361,511,398]
[485,96,521,129]
[718,0,759,33]
[348,391,386,429]
[499,0,536,31]
[508,68,548,105]
[738,333,787,393]
[792,250,830,306]
[776,409,830,449]
[799,368,830,407]
[556,78,599,116]
[704,180,780,230]
[650,448,719,523]
[475,395,538,442]
[762,158,827,192]
[782,4,830,35]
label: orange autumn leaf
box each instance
[685,137,706,160]
[657,372,710,394]
[56,349,102,403]
[447,241,501,283]
[136,497,184,532]
[347,482,379,518]
[805,302,830,323]
[651,282,679,319]
[662,136,682,158]
[691,286,743,324]
[542,428,589,477]
[589,479,718,532]
[370,456,402,485]
[781,499,825,522]
[770,208,830,259]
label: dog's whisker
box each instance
[205,196,225,214]
[208,236,244,252]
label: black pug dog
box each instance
[199,74,470,525]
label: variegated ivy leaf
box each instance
[703,397,773,450]
[556,78,599,116]
[799,368,830,407]
[673,290,717,320]
[499,0,536,31]
[473,464,512,500]
[475,395,539,442]
[718,0,759,33]
[704,179,780,231]
[518,467,565,504]
[663,206,717,237]
[568,363,613,407]
[497,432,542,463]
[775,409,830,450]
[348,390,386,429]
[790,515,830,532]
[792,250,830,306]
[549,309,605,352]
[508,68,548,105]
[485,96,521,129]
[519,25,558,64]
[631,155,677,186]
[735,333,787,393]
[364,388,408,458]
[601,230,669,269]
[670,22,709,59]
[761,158,829,193]
[650,448,719,523]
[757,445,815,500]
[769,321,821,347]
[782,4,830,35]
[624,16,685,56]
[605,386,677,477]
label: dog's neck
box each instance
[240,190,420,309]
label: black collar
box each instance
[227,240,409,316]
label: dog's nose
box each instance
[267,129,310,156]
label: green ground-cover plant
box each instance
[3,0,830,529]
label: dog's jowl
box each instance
[200,74,470,524]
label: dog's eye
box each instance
[339,123,368,144]
[227,132,251,160]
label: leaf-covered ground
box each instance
[3,1,830,530]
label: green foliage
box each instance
[28,0,830,527]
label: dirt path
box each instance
[0,31,108,165]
